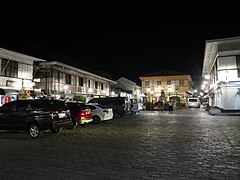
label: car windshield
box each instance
[50,101,68,111]
[29,100,68,111]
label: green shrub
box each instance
[73,95,86,103]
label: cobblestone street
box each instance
[0,108,240,179]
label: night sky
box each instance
[1,7,240,86]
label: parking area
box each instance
[0,108,240,179]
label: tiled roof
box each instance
[140,69,188,77]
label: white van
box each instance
[187,97,200,108]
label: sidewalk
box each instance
[208,108,240,116]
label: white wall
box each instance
[217,56,239,82]
[221,87,239,110]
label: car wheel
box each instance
[28,123,40,138]
[113,112,119,118]
[51,129,60,133]
[66,120,76,129]
[93,116,101,124]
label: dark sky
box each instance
[1,7,240,85]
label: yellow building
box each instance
[139,70,192,106]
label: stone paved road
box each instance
[0,108,240,179]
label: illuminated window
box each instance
[72,76,77,86]
[54,70,60,83]
[65,73,71,84]
[218,56,238,81]
[179,80,184,86]
[145,81,149,87]
[88,80,91,88]
[1,59,18,78]
[95,81,98,89]
[79,77,84,86]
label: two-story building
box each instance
[111,77,144,99]
[34,61,117,102]
[202,36,240,111]
[0,47,45,106]
[139,70,192,106]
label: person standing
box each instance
[168,101,173,114]
[159,99,164,112]
[173,100,177,111]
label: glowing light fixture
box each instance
[111,91,115,96]
[88,88,92,93]
[205,75,210,80]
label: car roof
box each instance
[87,104,109,109]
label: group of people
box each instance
[158,99,174,114]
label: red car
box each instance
[66,102,93,126]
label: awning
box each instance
[0,88,19,95]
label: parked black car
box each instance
[0,99,73,138]
[87,97,129,118]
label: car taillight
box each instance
[80,110,91,116]
[80,112,85,116]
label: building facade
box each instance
[34,61,117,102]
[111,77,144,101]
[139,70,192,106]
[0,47,45,106]
[202,36,240,111]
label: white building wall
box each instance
[221,86,240,110]
[208,55,240,110]
[235,90,240,109]
[217,56,239,82]
[214,89,223,109]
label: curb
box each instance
[208,110,240,116]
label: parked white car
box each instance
[87,104,113,124]
[187,97,200,108]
